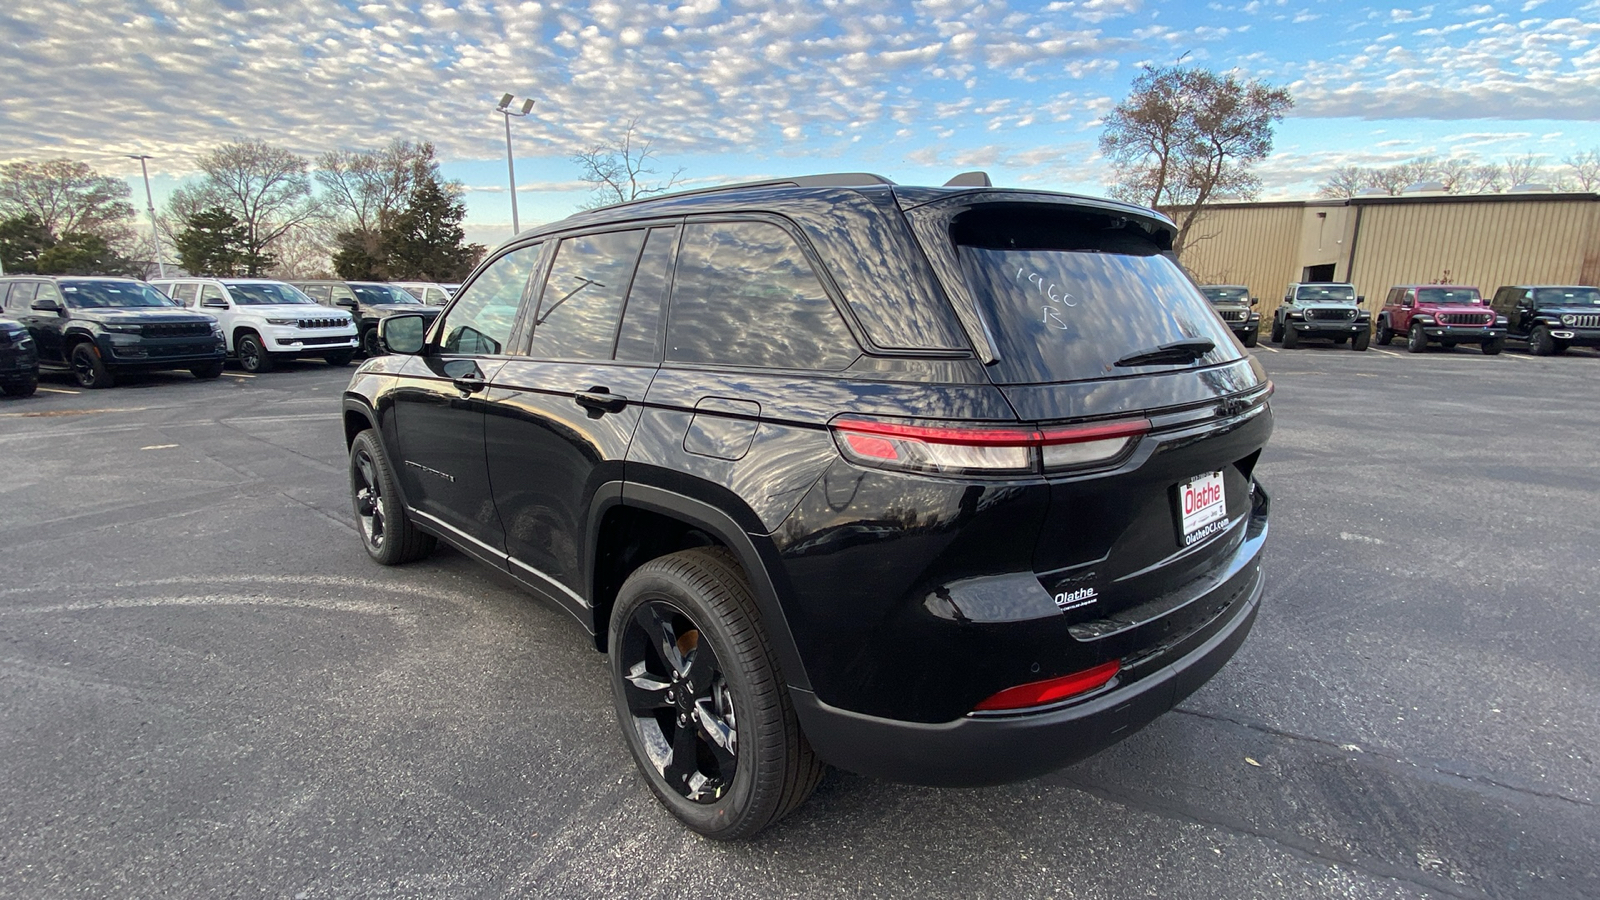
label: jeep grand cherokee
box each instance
[340,173,1274,838]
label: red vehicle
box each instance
[1375,285,1506,354]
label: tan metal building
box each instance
[1176,192,1600,323]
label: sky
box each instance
[2,0,1598,251]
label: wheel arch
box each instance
[232,325,261,350]
[586,483,813,692]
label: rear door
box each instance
[484,226,668,612]
[386,244,543,561]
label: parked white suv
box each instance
[152,278,358,372]
[390,281,455,306]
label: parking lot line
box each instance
[223,372,256,379]
[37,387,80,395]
[1372,349,1404,358]
[1255,345,1278,353]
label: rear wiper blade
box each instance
[1113,338,1215,368]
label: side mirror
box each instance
[31,298,62,313]
[1356,295,1365,304]
[1250,297,1258,306]
[202,298,228,309]
[378,314,428,355]
[335,298,358,309]
[1401,298,1414,309]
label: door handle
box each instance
[574,387,628,415]
[452,373,487,393]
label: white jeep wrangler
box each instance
[152,278,358,373]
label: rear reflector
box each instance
[830,417,1148,477]
[972,660,1121,712]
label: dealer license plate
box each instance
[1178,471,1228,547]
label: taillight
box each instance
[830,416,1148,477]
[973,660,1121,712]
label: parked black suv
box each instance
[1200,284,1260,347]
[341,174,1273,838]
[288,280,440,357]
[1488,285,1600,355]
[0,313,40,397]
[1,276,225,388]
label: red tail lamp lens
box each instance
[972,660,1121,712]
[830,417,1149,476]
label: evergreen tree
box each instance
[175,207,262,276]
[380,162,484,282]
[0,214,53,273]
[34,232,139,276]
[331,227,387,280]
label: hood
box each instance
[370,304,439,316]
[75,307,216,325]
[1534,305,1600,316]
[249,304,352,318]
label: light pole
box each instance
[127,154,166,278]
[494,93,535,235]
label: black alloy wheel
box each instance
[1529,325,1555,356]
[70,343,114,388]
[237,332,273,373]
[361,328,383,358]
[1376,319,1394,345]
[1407,323,1428,353]
[609,547,822,840]
[348,430,435,565]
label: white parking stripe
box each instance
[38,387,80,395]
[1372,349,1403,358]
[223,372,256,378]
[1255,345,1279,353]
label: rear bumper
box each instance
[792,496,1268,787]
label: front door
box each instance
[387,244,544,561]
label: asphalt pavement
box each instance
[1,345,1595,899]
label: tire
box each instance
[348,430,435,565]
[1529,326,1555,356]
[1407,323,1428,353]
[1332,335,1347,345]
[609,547,823,840]
[237,332,273,373]
[361,328,383,358]
[190,361,224,379]
[1482,337,1504,355]
[324,349,355,367]
[1270,318,1284,343]
[1376,319,1394,345]
[1441,341,1457,350]
[1,375,38,398]
[1281,325,1298,348]
[1352,328,1370,351]
[70,342,115,389]
[1242,329,1258,348]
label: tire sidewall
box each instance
[350,431,405,564]
[608,560,765,838]
[71,343,110,388]
[1408,324,1427,353]
[239,333,269,373]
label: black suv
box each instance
[0,313,40,397]
[341,174,1274,838]
[1200,284,1260,347]
[288,280,440,357]
[0,276,225,388]
[1488,285,1600,355]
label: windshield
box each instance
[223,281,315,305]
[1201,286,1250,304]
[60,280,176,308]
[1415,288,1480,305]
[953,208,1242,385]
[1295,284,1356,303]
[1533,287,1600,307]
[350,284,421,305]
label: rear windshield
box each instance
[1533,287,1600,307]
[952,208,1242,385]
[1295,284,1356,303]
[1202,286,1249,303]
[223,282,315,305]
[1416,288,1480,305]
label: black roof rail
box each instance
[586,173,897,212]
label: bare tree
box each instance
[1317,165,1367,199]
[1564,148,1600,191]
[1503,153,1546,188]
[572,119,685,209]
[1099,65,1292,257]
[1434,158,1476,193]
[315,140,436,233]
[0,159,135,238]
[167,141,321,276]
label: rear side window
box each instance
[614,226,677,362]
[170,283,199,304]
[8,282,36,310]
[667,220,859,370]
[530,230,646,360]
[952,207,1242,385]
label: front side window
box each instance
[300,284,332,302]
[438,243,542,356]
[170,283,199,304]
[952,207,1242,385]
[350,284,421,305]
[59,281,173,308]
[530,230,646,361]
[200,284,226,304]
[667,220,859,370]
